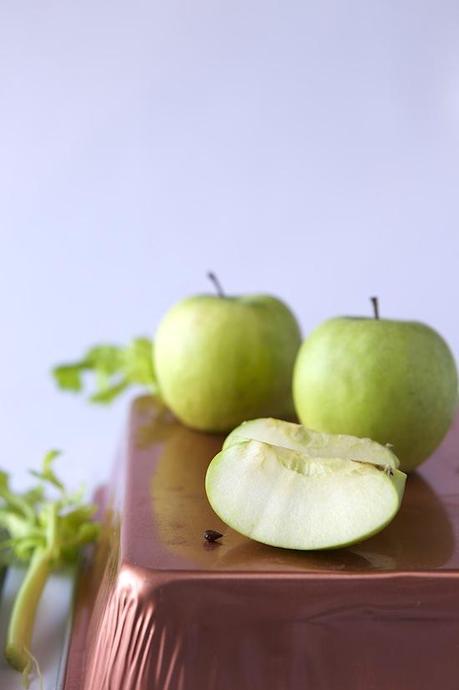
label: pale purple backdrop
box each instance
[1,0,458,518]
[1,3,459,687]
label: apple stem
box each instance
[207,272,225,297]
[370,296,380,320]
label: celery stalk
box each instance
[5,548,52,672]
[0,451,99,684]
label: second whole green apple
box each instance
[154,280,302,432]
[293,311,458,472]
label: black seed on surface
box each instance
[204,529,223,542]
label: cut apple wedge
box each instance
[224,417,400,470]
[206,436,406,550]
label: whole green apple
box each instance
[293,305,458,472]
[154,276,302,432]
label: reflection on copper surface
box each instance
[349,472,455,569]
[149,421,226,563]
[63,397,459,690]
[134,395,175,448]
[145,398,454,572]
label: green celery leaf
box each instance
[52,336,157,404]
[90,378,129,404]
[52,364,86,392]
[29,450,64,491]
[1,450,99,683]
[123,338,156,388]
[85,345,124,374]
[0,473,37,522]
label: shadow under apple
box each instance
[138,398,454,572]
[346,472,455,570]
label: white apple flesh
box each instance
[206,430,406,550]
[224,417,400,470]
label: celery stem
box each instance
[5,548,52,672]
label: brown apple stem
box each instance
[370,296,380,320]
[207,272,225,297]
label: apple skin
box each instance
[206,439,406,550]
[293,317,458,472]
[154,294,302,432]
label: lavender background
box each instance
[2,0,459,494]
[1,2,459,686]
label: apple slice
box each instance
[206,438,406,550]
[224,417,400,470]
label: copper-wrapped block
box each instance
[63,397,459,690]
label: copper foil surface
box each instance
[63,396,459,690]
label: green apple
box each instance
[224,417,400,469]
[293,309,458,472]
[206,427,406,550]
[154,277,301,432]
